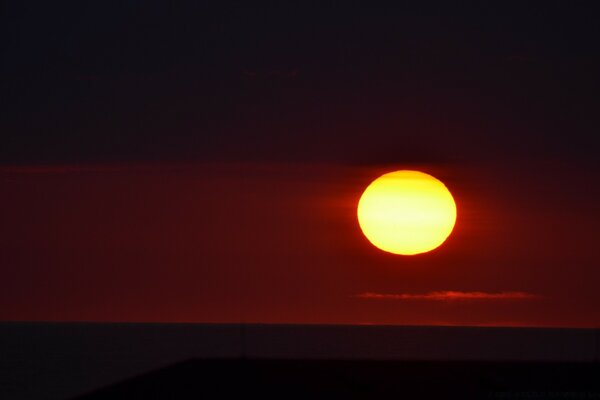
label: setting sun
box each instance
[357,170,457,255]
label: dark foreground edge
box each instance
[76,358,600,400]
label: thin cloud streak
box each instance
[357,291,541,301]
[0,164,180,174]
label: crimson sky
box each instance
[1,3,600,327]
[1,160,599,327]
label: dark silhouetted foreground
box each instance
[77,359,600,399]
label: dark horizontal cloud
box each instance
[0,165,124,174]
[357,291,540,301]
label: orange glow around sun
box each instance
[357,170,457,255]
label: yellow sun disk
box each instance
[357,171,457,255]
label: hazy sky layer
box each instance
[1,161,599,326]
[1,2,599,326]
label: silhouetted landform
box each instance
[78,359,600,399]
[1,323,599,399]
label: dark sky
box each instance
[1,2,599,327]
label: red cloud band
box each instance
[357,291,540,301]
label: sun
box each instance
[357,170,457,255]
